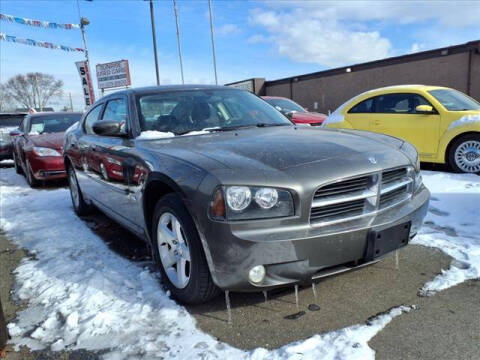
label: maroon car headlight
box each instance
[32,147,61,157]
[210,186,294,221]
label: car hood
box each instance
[139,126,409,175]
[291,112,326,124]
[29,132,65,151]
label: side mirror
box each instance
[415,105,434,114]
[92,120,125,137]
[9,129,23,137]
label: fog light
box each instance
[248,265,266,284]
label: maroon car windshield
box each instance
[29,114,81,135]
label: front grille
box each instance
[379,185,408,208]
[310,167,413,226]
[381,168,407,186]
[313,176,370,199]
[310,199,365,222]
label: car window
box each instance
[28,114,82,134]
[374,93,434,114]
[136,89,292,135]
[84,105,104,134]
[428,89,480,111]
[265,98,305,113]
[103,98,127,123]
[349,98,374,113]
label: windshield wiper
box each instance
[207,123,289,132]
[255,123,289,127]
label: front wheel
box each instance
[68,166,92,215]
[152,194,219,304]
[12,151,23,175]
[25,160,39,187]
[448,134,480,173]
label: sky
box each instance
[1,0,480,110]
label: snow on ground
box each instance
[412,171,480,295]
[0,167,478,359]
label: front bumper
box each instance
[29,156,66,180]
[200,185,430,291]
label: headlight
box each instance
[32,147,61,157]
[212,186,294,220]
[226,186,251,211]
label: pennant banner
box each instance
[0,33,84,52]
[0,13,80,30]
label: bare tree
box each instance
[3,73,64,111]
[0,84,13,112]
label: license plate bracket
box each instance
[364,222,411,262]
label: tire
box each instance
[25,160,39,187]
[448,134,480,174]
[152,193,219,304]
[12,151,23,175]
[68,166,92,216]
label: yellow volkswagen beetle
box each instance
[323,85,480,173]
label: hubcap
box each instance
[157,212,191,289]
[69,170,80,207]
[455,140,480,173]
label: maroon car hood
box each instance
[291,112,326,124]
[29,132,64,151]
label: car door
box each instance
[86,96,144,233]
[369,93,441,157]
[344,97,374,131]
[74,103,105,196]
[16,116,30,169]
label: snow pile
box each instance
[136,130,175,140]
[447,114,480,131]
[0,168,412,359]
[413,171,480,295]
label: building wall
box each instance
[265,51,479,114]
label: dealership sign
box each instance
[75,61,95,107]
[96,60,131,90]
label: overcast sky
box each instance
[1,0,480,110]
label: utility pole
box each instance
[69,92,73,111]
[149,0,160,85]
[208,0,218,85]
[173,0,184,84]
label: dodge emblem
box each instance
[368,157,377,164]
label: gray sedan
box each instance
[64,85,429,304]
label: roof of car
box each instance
[262,96,290,100]
[29,111,83,118]
[102,84,237,99]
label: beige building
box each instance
[227,40,480,114]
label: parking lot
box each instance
[1,163,479,359]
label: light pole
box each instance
[149,0,160,85]
[208,0,218,85]
[173,0,184,84]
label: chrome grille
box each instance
[313,176,370,199]
[310,199,365,222]
[310,167,413,226]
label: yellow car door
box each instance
[343,97,374,131]
[369,93,441,158]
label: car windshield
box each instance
[28,113,82,134]
[264,98,306,113]
[136,89,293,135]
[429,89,480,111]
[0,114,26,128]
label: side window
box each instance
[102,98,128,134]
[19,118,26,132]
[411,94,435,114]
[349,98,374,113]
[376,94,412,113]
[84,105,104,135]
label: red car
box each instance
[11,112,82,187]
[262,96,326,126]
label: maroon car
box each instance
[11,112,82,187]
[262,96,326,126]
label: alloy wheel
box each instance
[157,212,191,289]
[454,140,480,173]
